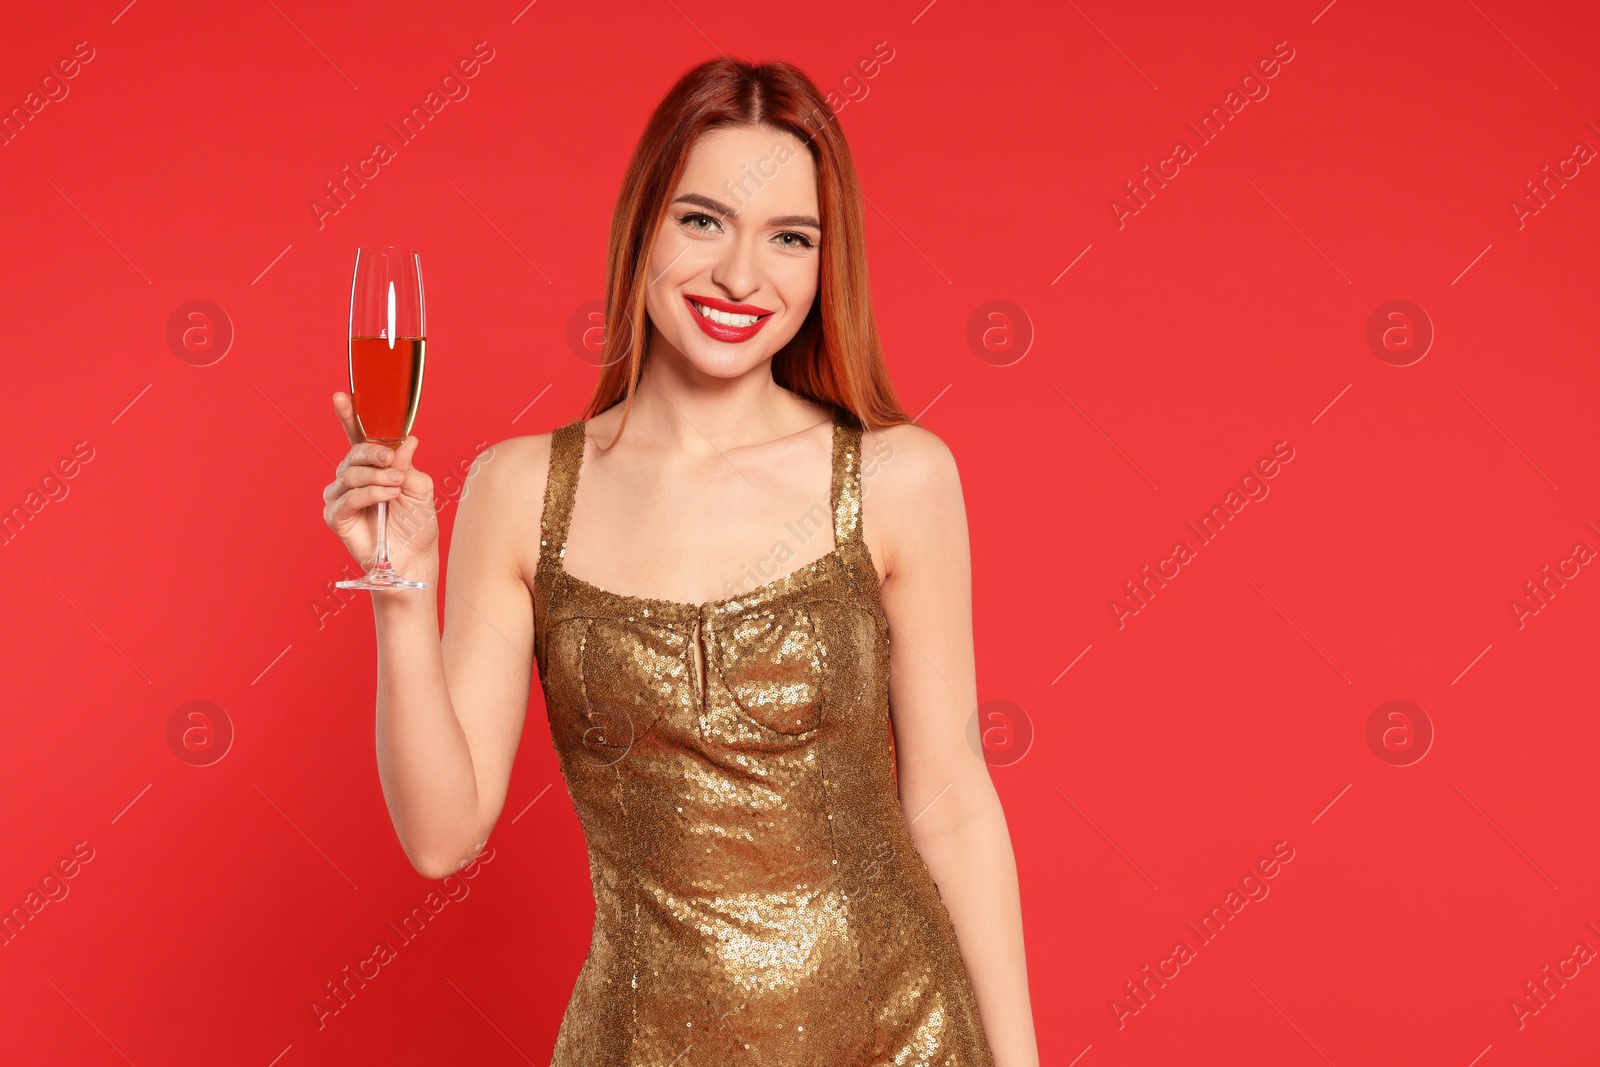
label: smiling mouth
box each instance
[687,299,771,328]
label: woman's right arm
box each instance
[324,393,549,878]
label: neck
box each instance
[614,342,823,455]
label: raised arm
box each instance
[324,393,548,878]
[873,423,1040,1067]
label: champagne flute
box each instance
[336,246,429,591]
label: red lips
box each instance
[683,295,772,344]
[687,293,772,315]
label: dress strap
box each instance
[831,407,866,550]
[539,419,585,568]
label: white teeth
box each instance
[693,301,761,327]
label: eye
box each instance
[677,211,722,233]
[775,232,815,250]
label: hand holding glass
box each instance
[336,247,429,591]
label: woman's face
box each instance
[642,124,821,378]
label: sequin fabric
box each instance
[532,406,996,1066]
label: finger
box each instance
[327,464,406,501]
[335,441,397,478]
[388,435,421,473]
[332,392,365,446]
[395,464,434,504]
[325,483,402,526]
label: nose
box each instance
[707,229,762,300]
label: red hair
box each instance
[585,57,912,440]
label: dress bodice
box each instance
[531,405,995,1065]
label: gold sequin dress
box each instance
[532,406,996,1066]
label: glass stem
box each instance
[374,499,391,571]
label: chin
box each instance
[682,345,772,377]
[666,319,794,376]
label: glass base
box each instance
[337,562,429,591]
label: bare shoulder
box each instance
[448,431,552,513]
[858,420,967,580]
[445,431,555,579]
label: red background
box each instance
[3,1,1598,1064]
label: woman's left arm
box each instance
[871,424,1040,1067]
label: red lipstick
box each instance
[684,294,773,344]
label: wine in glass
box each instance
[336,246,429,591]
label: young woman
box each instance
[324,57,1038,1066]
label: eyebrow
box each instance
[670,193,821,231]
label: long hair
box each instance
[586,57,912,442]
